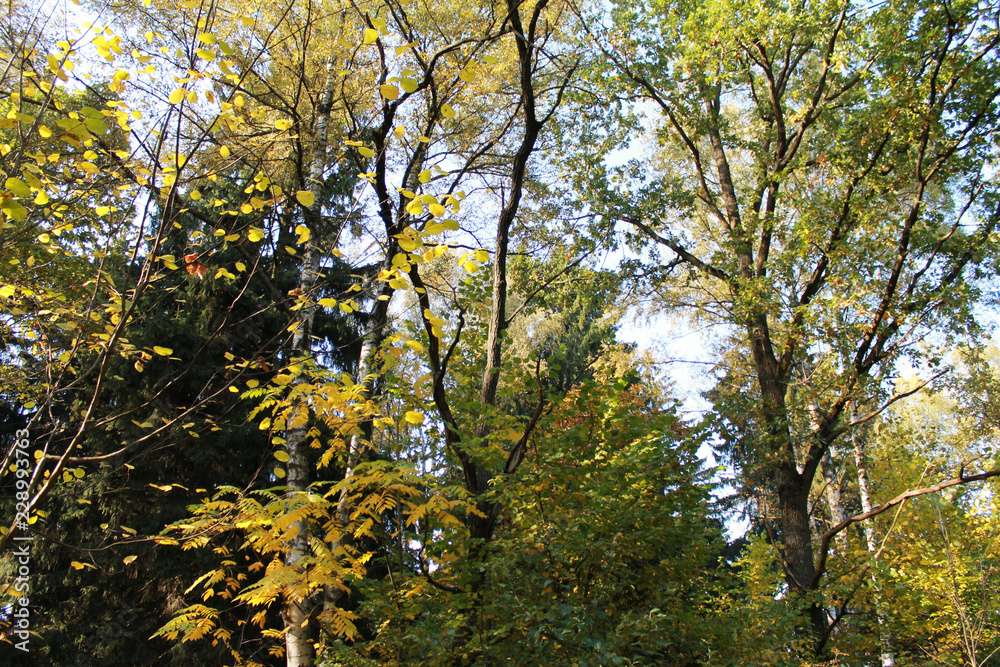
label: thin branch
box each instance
[812,467,1000,588]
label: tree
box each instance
[570,0,1000,653]
[6,0,1000,662]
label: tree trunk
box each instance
[282,56,338,667]
[283,245,320,667]
[852,417,895,666]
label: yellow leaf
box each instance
[273,467,286,478]
[274,451,290,462]
[190,189,202,200]
[295,224,310,244]
[247,228,264,242]
[400,77,418,93]
[428,203,446,217]
[235,262,246,272]
[38,125,52,138]
[363,28,378,44]
[123,555,137,565]
[475,249,489,263]
[153,346,173,356]
[399,234,422,251]
[295,190,315,207]
[219,145,231,158]
[274,119,292,131]
[404,411,424,425]
[196,48,215,61]
[5,178,30,197]
[168,88,185,105]
[379,84,399,100]
[405,340,424,352]
[418,169,431,184]
[441,103,456,118]
[197,33,216,45]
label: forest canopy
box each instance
[2,0,1000,664]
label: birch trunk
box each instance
[852,415,895,667]
[282,56,337,667]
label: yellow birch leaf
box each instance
[295,190,315,207]
[404,411,424,425]
[153,346,173,356]
[295,224,310,244]
[379,84,399,100]
[247,228,264,242]
[5,178,30,197]
[168,88,185,105]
